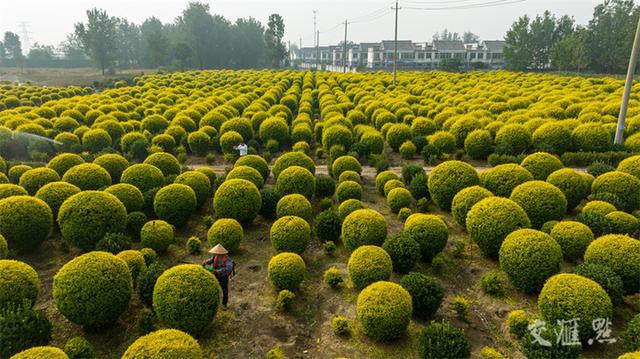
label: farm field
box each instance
[0,69,640,359]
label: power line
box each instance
[403,0,526,11]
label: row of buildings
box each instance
[297,40,506,71]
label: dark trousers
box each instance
[216,274,229,306]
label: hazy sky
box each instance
[1,0,601,50]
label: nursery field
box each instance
[1,69,640,359]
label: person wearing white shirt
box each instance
[233,142,248,157]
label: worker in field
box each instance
[233,141,248,157]
[203,244,235,309]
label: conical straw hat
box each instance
[208,244,228,255]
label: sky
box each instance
[0,0,601,50]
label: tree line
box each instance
[0,2,288,73]
[505,0,639,73]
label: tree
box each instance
[176,2,216,69]
[115,18,141,69]
[264,14,287,67]
[60,34,89,67]
[27,43,57,67]
[3,32,23,61]
[504,15,533,70]
[550,28,588,71]
[141,17,170,68]
[174,42,193,71]
[74,8,118,74]
[462,32,480,43]
[587,0,639,73]
[230,17,265,68]
[433,29,460,41]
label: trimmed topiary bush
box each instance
[510,181,567,228]
[0,302,52,358]
[356,281,412,342]
[0,260,39,308]
[0,196,52,253]
[315,175,336,198]
[464,129,494,160]
[573,262,624,307]
[482,164,533,197]
[174,171,211,208]
[338,198,365,220]
[275,166,315,198]
[143,152,181,177]
[0,184,28,199]
[520,152,563,180]
[235,155,270,180]
[606,211,640,235]
[140,220,174,253]
[499,229,563,294]
[467,197,531,258]
[591,171,640,212]
[207,218,243,253]
[584,234,640,294]
[153,184,196,227]
[105,184,144,213]
[137,262,166,307]
[8,165,32,185]
[116,250,146,281]
[428,161,479,210]
[494,123,531,155]
[35,181,80,218]
[267,252,306,290]
[19,167,61,195]
[376,170,400,195]
[404,213,448,262]
[386,123,412,151]
[624,314,640,352]
[451,186,493,228]
[532,123,572,154]
[11,346,68,359]
[270,216,310,254]
[572,123,611,152]
[348,245,392,288]
[259,187,279,219]
[386,187,412,213]
[62,163,111,191]
[618,155,640,180]
[122,329,202,358]
[550,221,594,262]
[214,179,261,225]
[276,194,312,221]
[546,168,590,211]
[53,251,132,328]
[336,180,362,203]
[383,179,405,197]
[342,209,387,251]
[418,321,471,359]
[121,164,165,193]
[58,191,127,250]
[272,152,315,179]
[314,208,341,243]
[538,273,612,339]
[93,153,129,183]
[48,153,85,177]
[0,235,6,259]
[400,272,443,319]
[153,264,221,335]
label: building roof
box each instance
[381,40,414,51]
[359,42,381,51]
[483,40,506,52]
[433,40,465,51]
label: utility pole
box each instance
[392,0,400,84]
[17,21,32,52]
[313,10,318,69]
[615,14,640,145]
[343,20,348,73]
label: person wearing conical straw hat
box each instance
[202,244,235,309]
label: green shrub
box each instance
[583,200,617,215]
[467,197,531,258]
[494,124,531,155]
[338,198,365,220]
[0,184,28,199]
[266,347,285,359]
[506,310,529,338]
[452,296,470,321]
[19,167,60,195]
[270,216,310,254]
[272,151,315,179]
[323,267,343,288]
[347,245,392,288]
[532,123,572,154]
[116,250,146,281]
[336,180,362,203]
[153,264,221,335]
[259,117,289,145]
[624,314,640,352]
[58,191,127,250]
[187,131,210,156]
[276,194,312,221]
[383,179,405,196]
[482,164,533,197]
[331,155,362,179]
[375,170,400,195]
[275,289,295,311]
[53,252,132,328]
[275,166,315,198]
[121,329,202,358]
[573,262,624,307]
[342,209,387,251]
[143,152,181,177]
[121,164,165,193]
[48,153,85,177]
[235,155,270,180]
[82,128,112,152]
[357,281,412,342]
[549,221,593,262]
[572,123,611,152]
[606,211,640,235]
[314,208,341,243]
[332,316,350,336]
[104,183,144,213]
[258,187,279,220]
[0,235,6,259]
[538,273,612,339]
[546,168,590,211]
[499,229,562,294]
[404,213,448,262]
[0,196,52,253]
[398,207,412,222]
[400,272,443,319]
[465,130,496,162]
[428,131,456,154]
[267,252,306,290]
[8,165,32,184]
[214,179,261,224]
[93,153,129,182]
[480,347,504,359]
[584,234,640,294]
[207,218,243,253]
[427,161,479,210]
[480,271,504,297]
[418,321,471,359]
[226,165,264,189]
[315,175,336,198]
[95,232,132,254]
[618,155,640,180]
[0,302,52,358]
[35,181,80,217]
[383,233,420,273]
[0,260,39,309]
[510,181,567,228]
[386,187,412,213]
[126,211,147,239]
[408,173,429,200]
[137,262,166,307]
[386,123,412,151]
[591,171,640,212]
[11,346,68,359]
[322,125,353,152]
[153,184,196,227]
[140,220,174,253]
[400,141,417,159]
[451,186,493,228]
[520,152,563,180]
